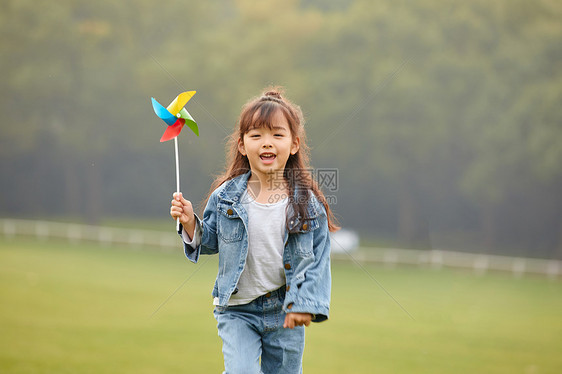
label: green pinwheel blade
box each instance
[178,108,199,136]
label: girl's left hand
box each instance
[284,313,312,329]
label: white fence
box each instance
[331,247,561,279]
[1,218,560,279]
[1,218,179,249]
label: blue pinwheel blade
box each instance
[151,98,177,126]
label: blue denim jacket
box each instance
[179,171,331,322]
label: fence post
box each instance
[473,255,489,275]
[383,250,398,269]
[546,261,559,280]
[430,250,443,269]
[512,259,526,278]
[3,220,16,238]
[35,222,49,241]
[98,228,113,246]
[67,225,82,243]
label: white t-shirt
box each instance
[228,190,287,305]
[183,189,288,306]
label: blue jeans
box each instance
[214,286,305,374]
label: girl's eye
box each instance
[274,134,284,137]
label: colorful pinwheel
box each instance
[151,91,199,142]
[151,91,199,231]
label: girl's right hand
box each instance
[170,192,195,236]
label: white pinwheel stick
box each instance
[150,91,199,232]
[174,137,181,231]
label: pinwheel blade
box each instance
[167,91,196,116]
[178,108,199,136]
[151,98,177,126]
[160,119,185,142]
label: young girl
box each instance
[170,87,339,374]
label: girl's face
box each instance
[238,109,300,181]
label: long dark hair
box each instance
[204,86,339,233]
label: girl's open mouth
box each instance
[260,153,276,164]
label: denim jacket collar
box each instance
[216,171,251,204]
[216,171,320,233]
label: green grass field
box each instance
[1,237,561,374]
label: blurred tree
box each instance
[1,0,561,257]
[456,0,562,253]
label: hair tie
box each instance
[264,91,282,100]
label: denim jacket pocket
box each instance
[293,231,314,257]
[292,218,318,256]
[217,203,244,243]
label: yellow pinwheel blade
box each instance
[166,91,196,116]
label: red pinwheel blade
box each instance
[160,119,185,142]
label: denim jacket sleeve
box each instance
[178,189,221,263]
[284,200,331,322]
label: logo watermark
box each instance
[258,168,338,204]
